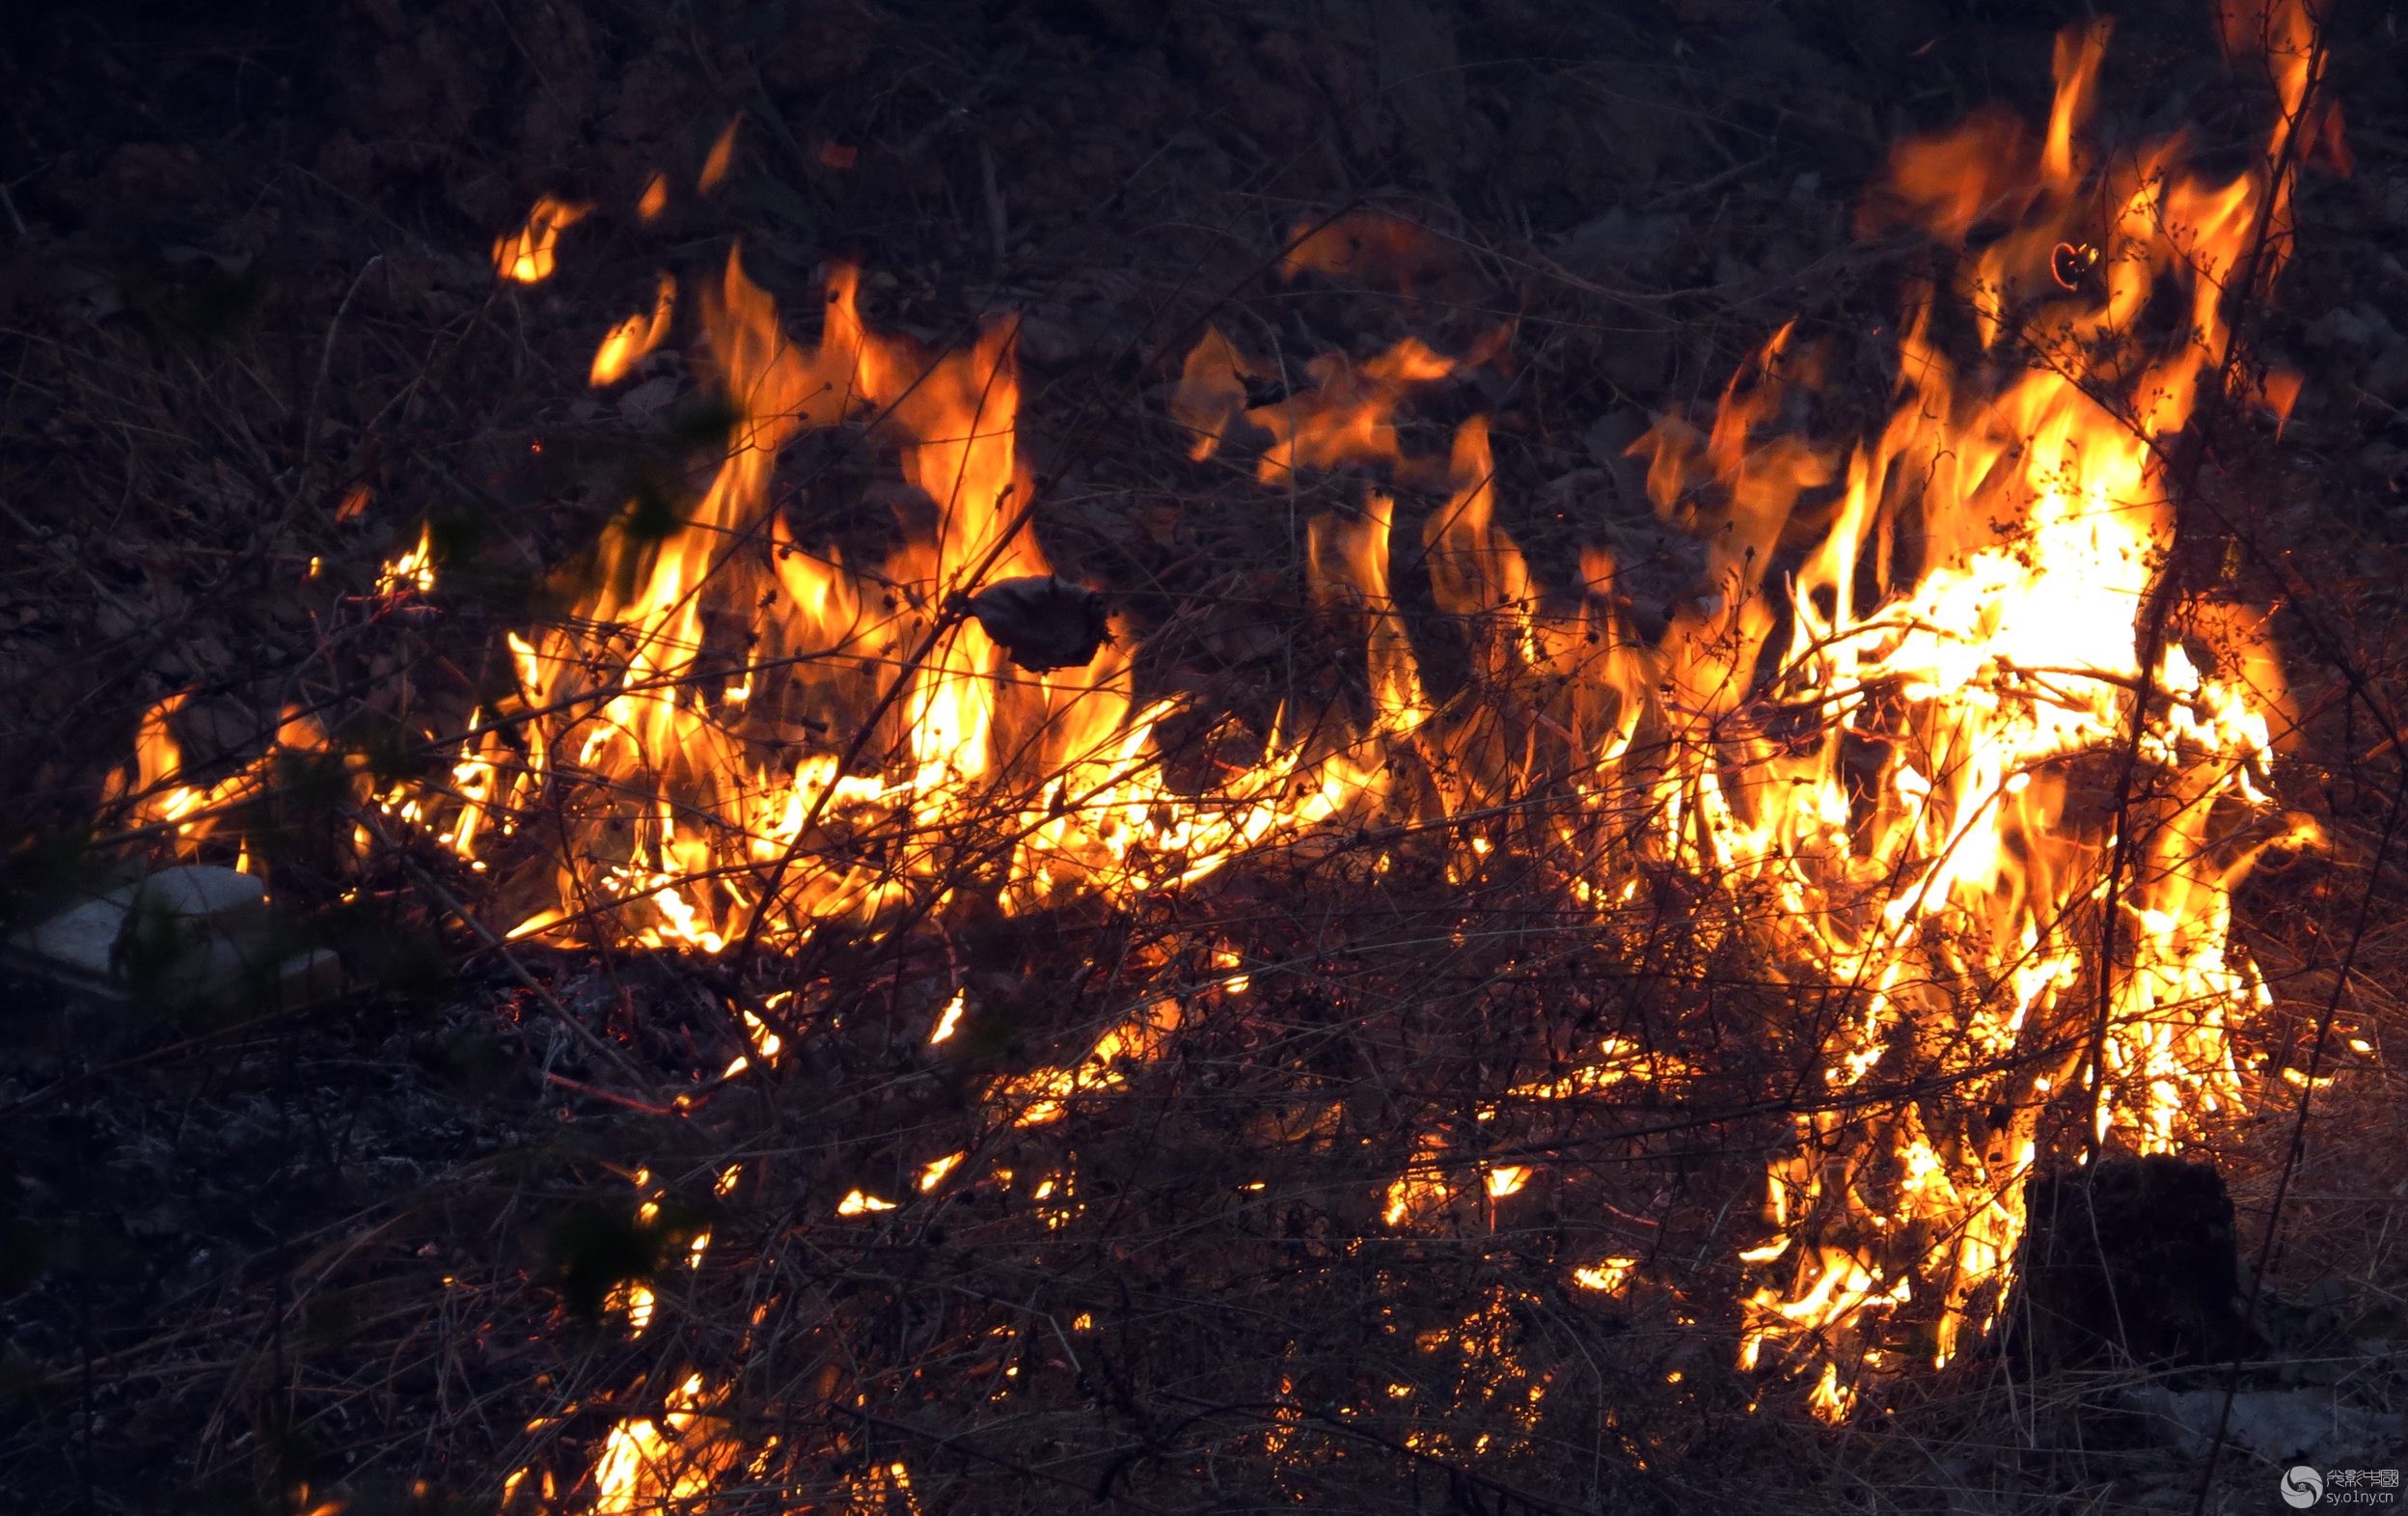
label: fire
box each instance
[374,522,435,597]
[929,988,966,1044]
[918,1152,964,1191]
[1571,1258,1638,1296]
[492,195,588,285]
[582,1373,742,1514]
[1383,1137,1452,1228]
[405,249,1367,958]
[995,998,1181,1127]
[96,0,2349,1486]
[106,694,334,850]
[1169,0,2325,1413]
[1172,321,1500,483]
[698,118,740,194]
[588,273,675,386]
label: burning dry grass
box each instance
[6,0,2408,1511]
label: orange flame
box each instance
[1172,324,1501,482]
[637,172,670,221]
[492,195,588,284]
[698,118,740,194]
[588,272,675,386]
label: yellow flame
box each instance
[930,989,967,1044]
[586,1373,742,1514]
[918,1152,964,1191]
[493,195,588,284]
[589,273,675,386]
[375,522,435,597]
[1571,1258,1638,1295]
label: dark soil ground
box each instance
[4,1,2407,1511]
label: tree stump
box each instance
[1998,1154,2247,1369]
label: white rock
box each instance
[275,946,343,1004]
[127,865,270,932]
[7,866,338,1009]
[2127,1386,2406,1467]
[12,891,136,988]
